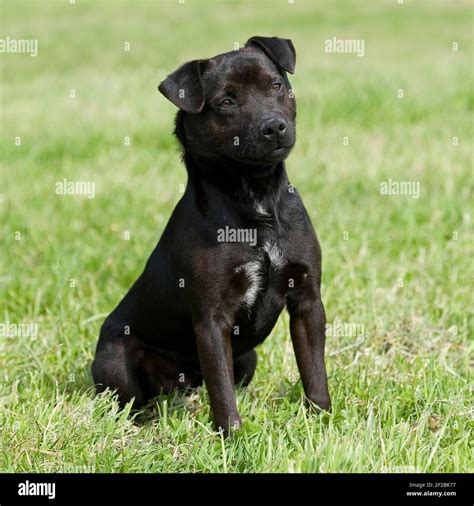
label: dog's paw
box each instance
[216,417,242,438]
[306,395,332,413]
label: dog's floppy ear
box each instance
[246,36,296,74]
[158,60,206,113]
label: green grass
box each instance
[0,0,472,473]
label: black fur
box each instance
[92,36,331,435]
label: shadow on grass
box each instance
[132,386,206,427]
[64,361,330,429]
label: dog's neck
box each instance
[173,112,291,218]
[187,151,286,191]
[183,152,290,220]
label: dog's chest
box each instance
[231,192,292,312]
[235,233,287,311]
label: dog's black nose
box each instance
[260,118,287,142]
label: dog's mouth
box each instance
[235,144,294,166]
[262,143,294,161]
[271,145,291,155]
[218,137,295,167]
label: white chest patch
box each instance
[254,200,270,216]
[235,260,262,308]
[235,242,286,311]
[263,241,285,270]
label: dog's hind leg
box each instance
[91,321,161,408]
[233,349,257,387]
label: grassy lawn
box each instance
[0,0,472,473]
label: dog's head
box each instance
[158,36,296,166]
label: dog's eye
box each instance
[219,98,234,108]
[272,82,283,91]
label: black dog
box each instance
[92,36,331,434]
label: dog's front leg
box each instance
[194,319,240,435]
[288,297,331,411]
